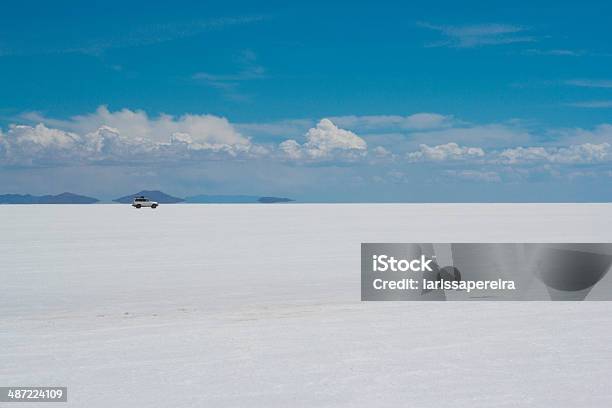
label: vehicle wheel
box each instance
[135,204,141,208]
[152,204,158,209]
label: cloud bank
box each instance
[2,107,262,165]
[3,106,612,185]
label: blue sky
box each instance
[1,0,612,201]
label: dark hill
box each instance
[258,197,294,203]
[0,192,99,204]
[185,195,295,203]
[113,190,185,204]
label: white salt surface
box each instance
[1,204,612,407]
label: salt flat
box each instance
[1,204,612,407]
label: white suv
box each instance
[132,196,158,208]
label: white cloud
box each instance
[445,170,502,183]
[525,49,584,57]
[23,106,249,146]
[418,22,535,48]
[1,124,132,165]
[193,50,264,82]
[551,124,612,146]
[192,50,266,101]
[237,119,314,139]
[564,79,612,88]
[0,124,86,165]
[279,119,367,161]
[10,124,79,150]
[329,113,452,130]
[1,107,267,166]
[497,143,611,164]
[372,146,392,157]
[409,124,533,147]
[237,113,454,142]
[278,139,303,160]
[407,142,485,162]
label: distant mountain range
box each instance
[0,190,294,204]
[0,192,99,204]
[113,190,185,204]
[257,197,294,203]
[185,195,294,203]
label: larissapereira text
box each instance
[372,278,516,293]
